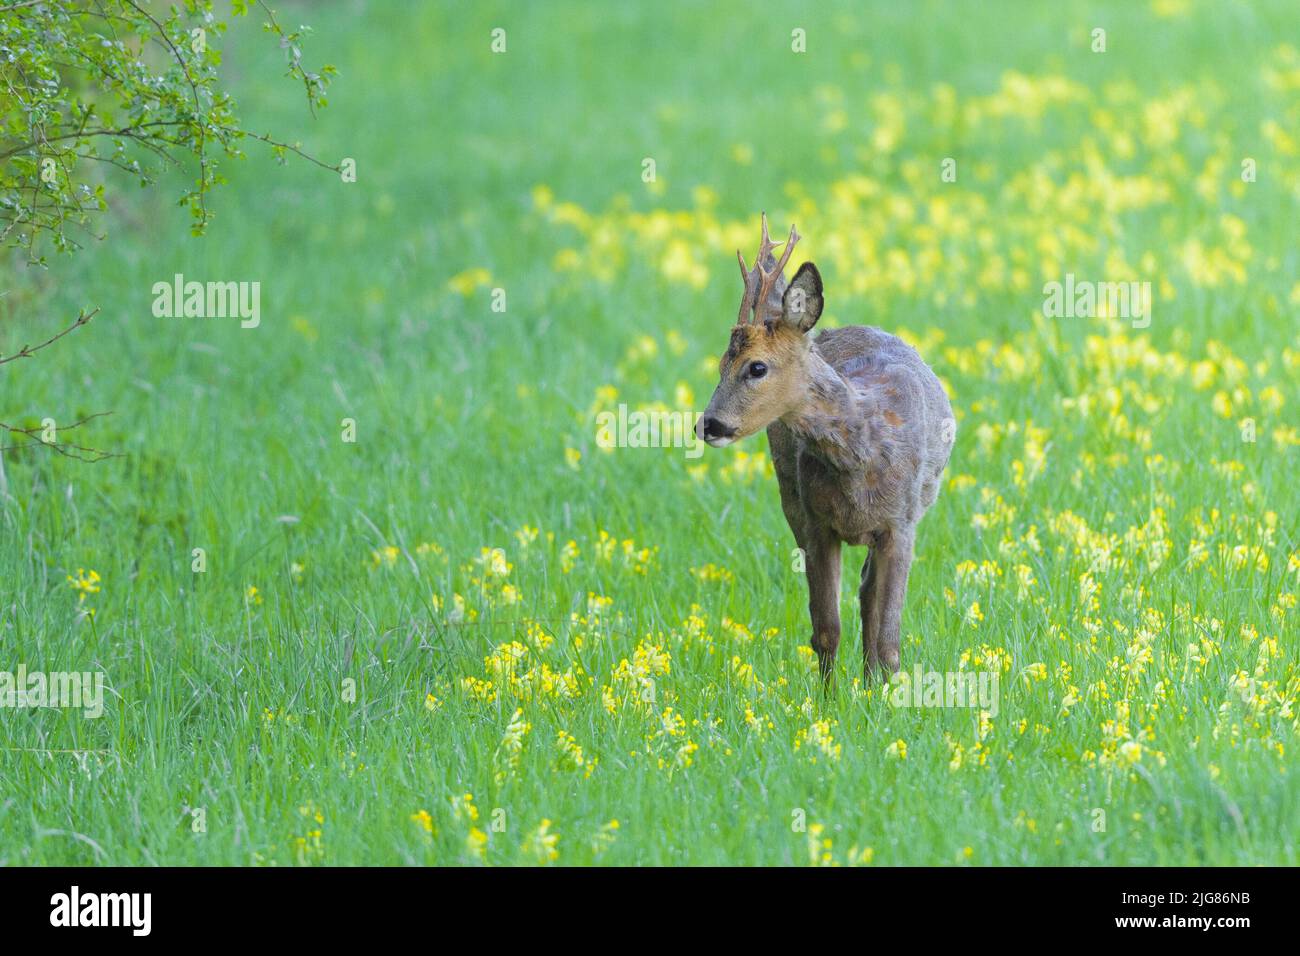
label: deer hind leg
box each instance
[805,528,842,684]
[872,528,915,677]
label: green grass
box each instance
[1,0,1297,865]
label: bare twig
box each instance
[0,306,98,366]
[0,308,118,462]
[0,415,120,462]
[219,125,341,173]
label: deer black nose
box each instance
[701,416,736,440]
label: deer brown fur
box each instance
[696,214,955,682]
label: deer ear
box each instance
[780,262,823,333]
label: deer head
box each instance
[696,213,824,446]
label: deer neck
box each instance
[780,351,866,470]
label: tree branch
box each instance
[0,309,116,462]
[0,306,98,365]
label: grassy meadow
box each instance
[1,0,1298,865]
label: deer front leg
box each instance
[871,527,915,677]
[805,527,842,683]
[860,544,880,678]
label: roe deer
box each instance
[696,213,955,682]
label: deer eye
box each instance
[747,361,768,379]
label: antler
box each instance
[735,211,800,324]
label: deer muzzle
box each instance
[697,415,738,446]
